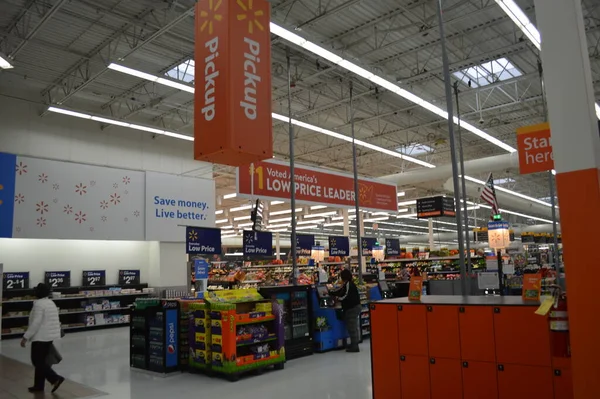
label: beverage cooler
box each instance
[259,285,313,360]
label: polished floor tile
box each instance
[1,328,373,399]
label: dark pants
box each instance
[344,305,362,349]
[31,341,60,389]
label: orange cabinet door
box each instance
[462,361,498,399]
[494,306,551,367]
[400,355,430,399]
[397,304,428,356]
[553,368,573,399]
[426,305,460,359]
[370,304,401,399]
[430,358,462,399]
[497,364,554,399]
[459,306,496,362]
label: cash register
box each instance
[378,280,394,299]
[316,285,335,307]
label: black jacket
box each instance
[330,281,361,310]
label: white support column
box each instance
[428,218,434,249]
[275,232,280,260]
[343,209,350,236]
[533,1,600,397]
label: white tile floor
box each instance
[0,328,373,399]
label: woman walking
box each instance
[329,269,362,352]
[20,283,65,393]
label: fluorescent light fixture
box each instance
[397,191,406,197]
[310,205,328,210]
[269,217,292,224]
[230,205,252,212]
[324,222,344,227]
[233,215,251,221]
[271,229,289,233]
[298,219,325,225]
[267,223,291,229]
[296,225,319,230]
[271,201,285,205]
[463,176,556,207]
[0,53,13,69]
[215,219,229,224]
[47,107,194,141]
[270,208,303,216]
[271,114,436,168]
[108,63,195,93]
[371,212,389,216]
[269,22,516,153]
[397,208,409,213]
[215,210,224,215]
[224,252,244,256]
[237,222,254,228]
[397,213,418,218]
[304,211,338,218]
[364,216,389,222]
[596,104,600,119]
[398,200,417,207]
[223,193,237,200]
[220,225,233,229]
[478,203,553,223]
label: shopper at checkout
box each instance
[329,269,361,353]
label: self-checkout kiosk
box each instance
[310,284,349,352]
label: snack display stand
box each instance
[189,289,285,381]
[370,296,572,399]
[2,283,151,339]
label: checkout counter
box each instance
[377,280,429,298]
[310,285,350,352]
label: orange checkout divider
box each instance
[369,296,572,399]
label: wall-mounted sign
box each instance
[328,236,349,257]
[3,272,29,291]
[516,123,553,175]
[361,237,378,256]
[243,230,273,257]
[237,160,398,212]
[119,270,140,286]
[194,0,273,166]
[186,226,222,254]
[82,270,106,287]
[385,239,400,256]
[44,271,71,289]
[416,196,455,219]
[296,234,315,256]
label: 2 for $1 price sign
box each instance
[3,272,30,291]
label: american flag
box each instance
[480,173,499,218]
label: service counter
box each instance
[369,295,572,399]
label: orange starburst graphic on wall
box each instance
[358,184,373,205]
[199,0,223,35]
[236,0,265,34]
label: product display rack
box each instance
[130,298,181,374]
[358,286,370,338]
[259,285,313,360]
[1,283,150,339]
[189,289,285,381]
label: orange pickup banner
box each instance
[237,160,398,212]
[194,0,273,166]
[516,123,554,175]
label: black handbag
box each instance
[46,344,62,366]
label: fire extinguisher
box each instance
[548,285,570,358]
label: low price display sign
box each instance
[328,236,349,257]
[119,270,140,285]
[82,270,106,287]
[186,226,222,255]
[361,237,378,256]
[45,271,71,288]
[243,230,273,257]
[385,239,400,256]
[296,234,315,256]
[3,272,29,291]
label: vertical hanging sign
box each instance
[328,236,349,257]
[194,0,273,167]
[385,239,400,256]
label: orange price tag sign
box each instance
[408,276,423,301]
[522,273,542,301]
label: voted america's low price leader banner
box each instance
[237,160,398,212]
[145,172,216,242]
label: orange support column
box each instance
[533,0,600,397]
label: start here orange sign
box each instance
[516,123,554,175]
[194,0,273,167]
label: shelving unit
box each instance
[1,284,151,339]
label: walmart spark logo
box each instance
[330,238,336,247]
[236,0,265,34]
[188,229,198,241]
[199,0,223,35]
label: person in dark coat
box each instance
[329,269,362,352]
